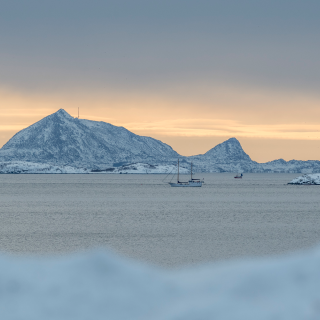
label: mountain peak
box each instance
[52,109,74,119]
[204,137,251,162]
[225,137,240,143]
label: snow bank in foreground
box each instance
[288,173,320,185]
[0,161,88,173]
[2,246,320,320]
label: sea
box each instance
[0,173,319,267]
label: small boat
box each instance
[234,173,243,179]
[169,160,204,187]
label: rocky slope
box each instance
[189,138,260,172]
[0,109,179,168]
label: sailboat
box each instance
[169,160,204,187]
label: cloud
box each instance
[0,0,319,95]
[1,84,320,141]
[1,1,319,161]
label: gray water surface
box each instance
[0,173,319,267]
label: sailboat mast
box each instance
[177,159,179,183]
[191,162,193,180]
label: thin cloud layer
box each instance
[0,0,319,93]
[0,1,319,161]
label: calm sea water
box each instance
[0,173,319,267]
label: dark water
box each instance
[0,173,319,267]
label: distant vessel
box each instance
[234,173,243,179]
[169,160,204,187]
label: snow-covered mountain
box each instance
[189,138,261,172]
[1,109,320,173]
[204,137,251,162]
[0,109,179,168]
[190,138,320,173]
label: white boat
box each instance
[169,160,204,187]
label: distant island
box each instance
[288,174,320,185]
[0,109,320,174]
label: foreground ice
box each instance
[288,173,320,185]
[2,246,320,320]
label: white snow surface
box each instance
[0,161,188,174]
[0,109,178,168]
[109,163,189,174]
[0,161,89,174]
[288,173,320,185]
[2,246,320,320]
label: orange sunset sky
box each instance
[1,1,319,162]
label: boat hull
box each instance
[169,182,203,187]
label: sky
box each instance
[1,0,320,162]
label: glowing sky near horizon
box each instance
[1,0,320,162]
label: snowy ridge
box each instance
[0,161,88,174]
[189,138,259,172]
[190,138,320,173]
[288,173,320,185]
[1,246,320,319]
[204,137,251,162]
[259,159,320,174]
[1,109,320,173]
[0,109,179,169]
